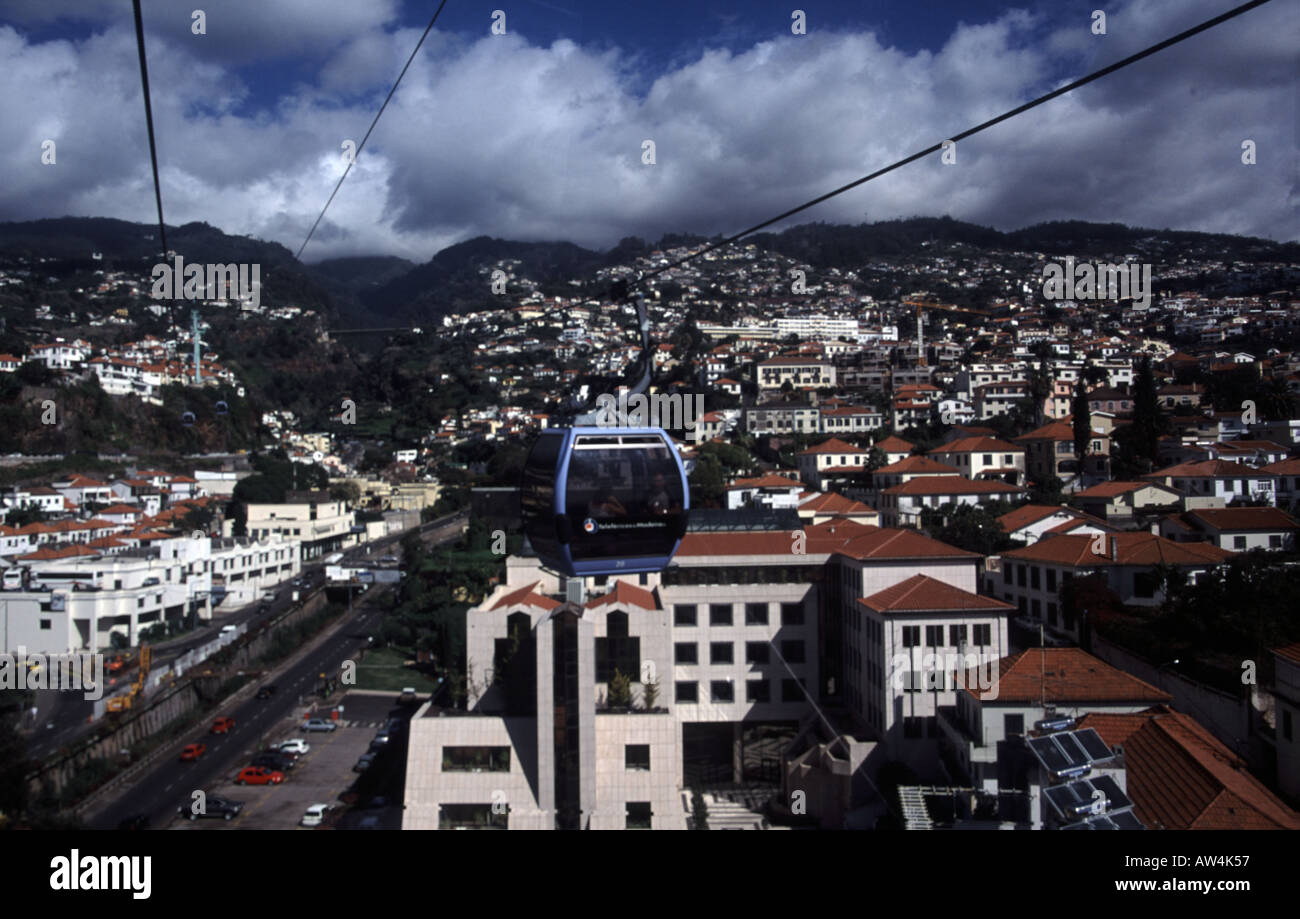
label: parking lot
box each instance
[171,691,411,830]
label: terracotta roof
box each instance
[859,574,1014,614]
[1183,507,1300,531]
[963,648,1172,705]
[836,527,980,561]
[1015,419,1076,442]
[882,478,1024,496]
[798,437,866,456]
[1001,532,1234,567]
[1147,459,1276,479]
[1074,480,1165,498]
[584,580,658,611]
[99,503,141,515]
[676,530,821,558]
[997,504,1080,533]
[1260,459,1300,475]
[17,545,102,561]
[798,492,877,515]
[875,435,914,452]
[1077,708,1300,830]
[876,455,961,475]
[727,473,802,490]
[490,581,555,611]
[930,436,1023,455]
[1273,642,1300,666]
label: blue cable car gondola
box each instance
[214,400,229,416]
[181,411,196,427]
[521,426,689,577]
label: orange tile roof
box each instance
[1182,507,1299,531]
[876,455,961,475]
[584,580,658,611]
[962,648,1171,704]
[875,435,914,452]
[997,504,1079,533]
[836,527,980,561]
[490,581,555,611]
[1273,642,1300,666]
[1147,459,1275,479]
[798,492,878,515]
[882,478,1024,496]
[1077,708,1300,830]
[1001,532,1234,567]
[930,436,1023,454]
[1260,458,1300,475]
[676,530,820,558]
[798,437,866,456]
[858,574,1014,614]
[1074,480,1159,498]
[727,473,803,490]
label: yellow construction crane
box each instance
[903,299,988,367]
[106,643,152,712]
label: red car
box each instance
[211,717,236,734]
[180,743,207,762]
[235,766,284,786]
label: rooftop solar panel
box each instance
[1075,728,1114,762]
[1028,736,1070,774]
[1089,775,1132,811]
[1110,811,1146,830]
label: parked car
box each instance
[301,803,332,827]
[179,743,207,762]
[353,752,376,772]
[379,555,398,564]
[278,739,311,755]
[397,687,418,704]
[261,590,276,602]
[302,718,337,732]
[235,766,284,786]
[220,625,238,635]
[256,685,277,700]
[369,733,390,752]
[210,717,235,734]
[251,752,295,772]
[178,795,242,822]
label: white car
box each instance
[302,718,337,732]
[301,804,332,827]
[278,739,311,755]
[261,591,276,602]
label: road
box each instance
[85,510,467,830]
[27,511,466,761]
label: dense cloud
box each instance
[0,0,1294,263]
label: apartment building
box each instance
[1143,460,1277,506]
[754,357,836,392]
[1072,480,1187,520]
[1159,507,1299,551]
[878,478,1025,529]
[797,437,870,490]
[988,533,1234,641]
[996,504,1112,545]
[927,436,1026,486]
[241,491,357,560]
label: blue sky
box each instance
[1,0,1295,262]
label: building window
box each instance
[745,642,770,664]
[1270,535,1282,549]
[626,802,653,829]
[1030,567,1041,590]
[1233,536,1247,550]
[1017,564,1027,587]
[625,744,651,771]
[1047,603,1058,626]
[746,679,770,702]
[675,681,698,703]
[1046,568,1057,592]
[441,746,511,772]
[39,619,51,630]
[902,626,920,648]
[973,624,991,646]
[745,602,769,625]
[780,640,805,663]
[674,604,697,626]
[1133,572,1157,598]
[674,642,697,665]
[709,604,733,626]
[439,804,507,830]
[781,679,804,702]
[925,625,944,646]
[949,624,967,646]
[1031,599,1041,620]
[1004,714,1024,736]
[710,680,734,703]
[781,602,805,625]
[710,642,734,664]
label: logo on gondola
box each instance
[582,518,598,534]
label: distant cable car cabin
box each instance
[521,427,689,577]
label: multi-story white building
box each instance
[774,315,860,340]
[754,357,836,392]
[240,492,357,560]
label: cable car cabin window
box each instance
[565,437,685,562]
[521,433,563,549]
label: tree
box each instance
[642,676,660,711]
[607,669,632,708]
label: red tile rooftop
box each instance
[858,574,1014,614]
[1001,532,1233,567]
[962,648,1171,705]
